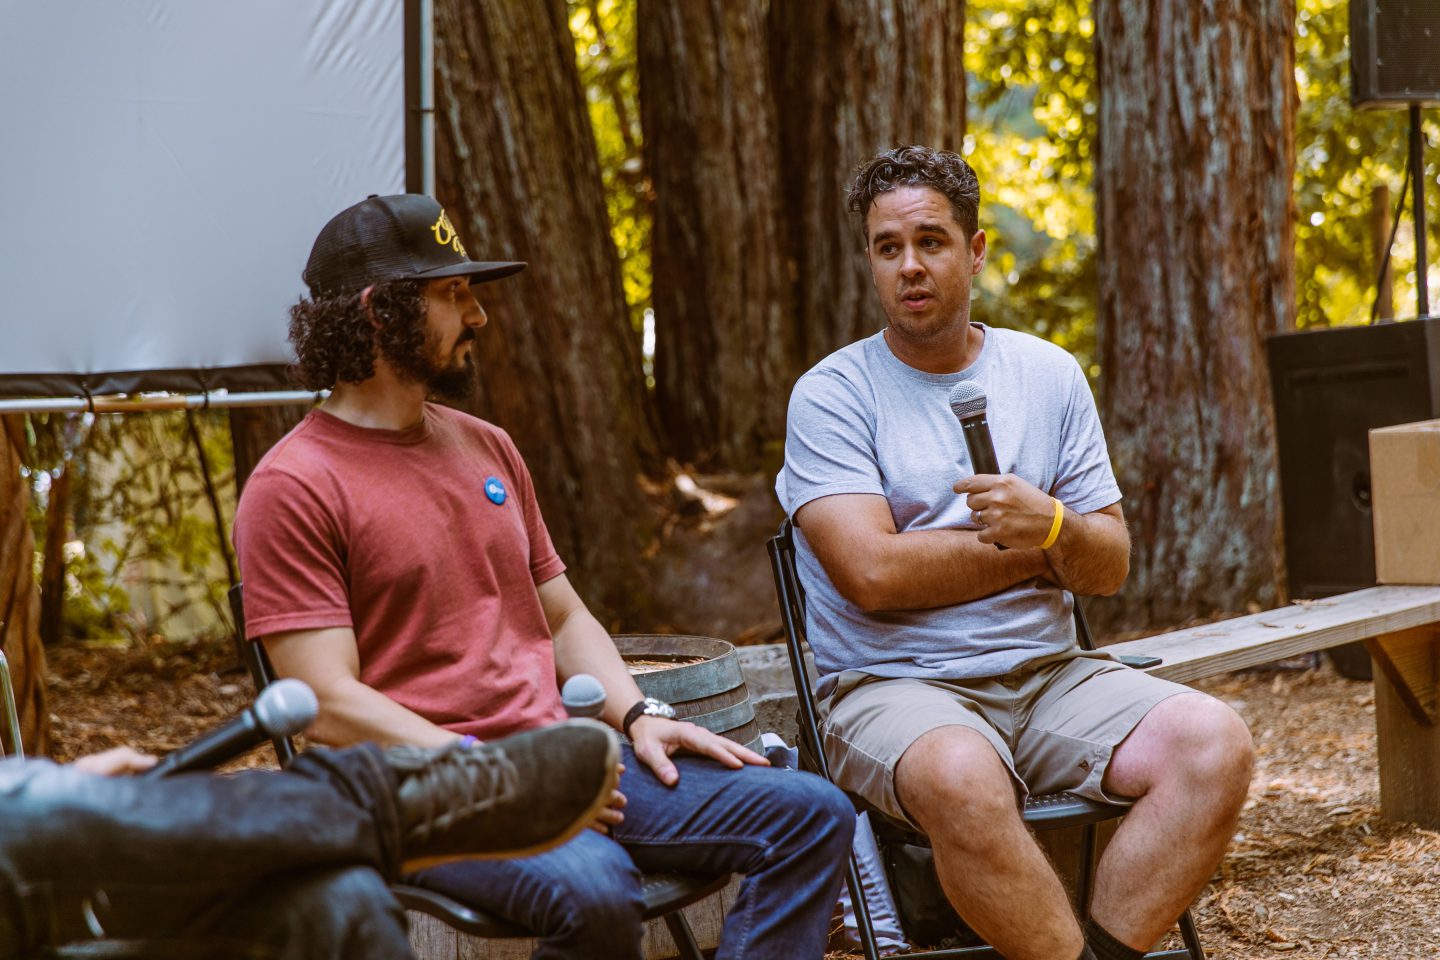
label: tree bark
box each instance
[1094,0,1296,631]
[640,0,795,469]
[770,0,967,369]
[434,0,660,623]
[0,417,50,755]
[229,405,311,495]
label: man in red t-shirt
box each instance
[233,194,852,960]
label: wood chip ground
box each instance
[44,639,1440,957]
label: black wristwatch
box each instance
[622,696,677,737]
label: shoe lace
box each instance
[408,744,520,843]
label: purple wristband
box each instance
[458,735,479,748]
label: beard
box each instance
[381,330,476,402]
[424,360,475,402]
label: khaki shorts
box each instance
[817,651,1192,829]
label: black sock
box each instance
[1085,918,1145,960]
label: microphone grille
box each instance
[561,673,606,709]
[947,380,988,420]
[253,678,319,738]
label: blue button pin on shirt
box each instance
[484,476,507,505]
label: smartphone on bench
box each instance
[1117,654,1162,669]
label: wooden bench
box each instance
[1105,584,1440,828]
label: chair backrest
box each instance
[227,583,298,766]
[765,520,833,781]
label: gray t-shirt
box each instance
[775,324,1123,688]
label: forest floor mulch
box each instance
[45,637,1440,958]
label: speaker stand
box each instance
[1412,104,1429,318]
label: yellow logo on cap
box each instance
[431,210,467,257]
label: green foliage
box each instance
[25,410,235,644]
[1294,0,1435,327]
[963,0,1432,379]
[964,0,1100,378]
[568,0,652,337]
[567,0,1423,372]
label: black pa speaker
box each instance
[1268,318,1440,676]
[1350,1,1440,108]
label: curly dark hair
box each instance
[846,144,980,238]
[288,279,427,390]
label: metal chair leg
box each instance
[845,853,882,960]
[663,910,705,960]
[1077,821,1097,915]
[1178,908,1205,960]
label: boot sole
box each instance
[400,719,623,871]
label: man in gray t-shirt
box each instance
[776,145,1254,960]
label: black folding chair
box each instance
[766,520,1205,960]
[227,584,726,959]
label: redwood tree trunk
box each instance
[434,0,660,622]
[770,0,966,369]
[0,417,50,755]
[229,405,311,495]
[640,0,795,469]
[1094,0,1296,631]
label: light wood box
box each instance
[1370,418,1440,586]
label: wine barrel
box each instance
[615,634,760,753]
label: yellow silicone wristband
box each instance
[1040,497,1064,550]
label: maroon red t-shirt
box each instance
[232,405,567,740]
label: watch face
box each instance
[644,697,676,719]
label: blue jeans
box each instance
[412,744,854,960]
[0,745,412,960]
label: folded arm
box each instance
[1037,503,1129,596]
[798,480,1129,612]
[952,473,1129,597]
[795,493,1051,611]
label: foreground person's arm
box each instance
[73,746,159,776]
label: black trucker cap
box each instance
[302,194,527,299]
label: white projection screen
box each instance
[0,0,414,398]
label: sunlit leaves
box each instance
[568,0,651,335]
[965,0,1422,370]
[562,0,1410,376]
[24,410,235,642]
[965,0,1098,375]
[1292,0,1432,327]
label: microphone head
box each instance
[253,678,319,738]
[947,380,988,421]
[561,673,607,717]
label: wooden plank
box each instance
[1365,627,1440,725]
[408,881,739,960]
[1373,650,1440,828]
[639,877,738,958]
[407,913,534,960]
[1103,585,1440,683]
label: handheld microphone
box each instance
[561,673,607,719]
[145,678,318,778]
[947,381,1007,550]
